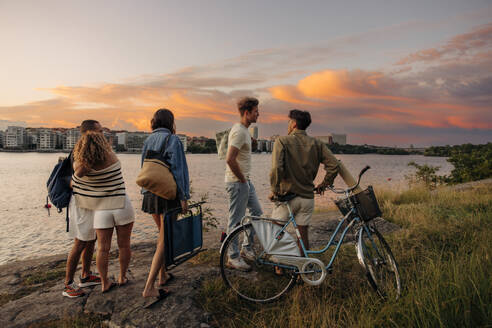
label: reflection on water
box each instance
[0,152,452,264]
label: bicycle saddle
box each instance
[274,193,297,202]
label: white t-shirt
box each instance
[225,123,252,183]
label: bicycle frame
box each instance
[241,202,362,273]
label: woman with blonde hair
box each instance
[71,120,134,293]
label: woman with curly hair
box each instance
[71,120,134,293]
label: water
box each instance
[0,152,452,265]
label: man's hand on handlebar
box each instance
[314,184,329,195]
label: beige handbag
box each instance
[136,135,177,200]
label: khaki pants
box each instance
[271,196,314,226]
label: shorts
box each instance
[93,195,135,229]
[271,196,315,226]
[141,192,179,214]
[68,197,96,241]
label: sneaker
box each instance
[79,272,101,287]
[226,257,251,271]
[240,248,256,261]
[62,282,85,298]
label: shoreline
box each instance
[2,176,490,327]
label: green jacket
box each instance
[270,129,340,199]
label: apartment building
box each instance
[5,126,26,149]
[64,128,80,150]
[39,128,56,150]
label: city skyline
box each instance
[0,1,491,147]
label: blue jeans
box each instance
[225,180,263,258]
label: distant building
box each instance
[331,134,347,145]
[255,139,273,153]
[189,136,208,146]
[116,132,128,149]
[5,126,26,149]
[177,134,187,152]
[39,128,56,150]
[126,132,150,151]
[315,134,347,145]
[257,139,267,152]
[64,128,80,150]
[0,130,4,148]
[25,128,40,150]
[249,126,258,139]
[55,131,65,149]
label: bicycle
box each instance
[219,166,401,303]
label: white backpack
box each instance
[215,128,231,160]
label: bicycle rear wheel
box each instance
[220,222,296,303]
[357,224,401,299]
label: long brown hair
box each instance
[73,131,113,169]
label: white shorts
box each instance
[68,195,135,240]
[68,197,96,241]
[271,196,315,226]
[93,195,135,229]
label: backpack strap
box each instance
[66,199,70,232]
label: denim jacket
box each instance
[141,128,190,200]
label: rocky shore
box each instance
[0,211,400,328]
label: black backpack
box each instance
[46,152,73,231]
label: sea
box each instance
[0,152,452,265]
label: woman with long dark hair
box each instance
[141,108,190,302]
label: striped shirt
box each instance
[72,161,126,210]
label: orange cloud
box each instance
[269,85,319,106]
[447,116,492,130]
[412,120,449,128]
[297,70,366,99]
[266,67,491,132]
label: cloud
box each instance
[0,23,491,146]
[396,23,492,65]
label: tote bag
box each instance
[136,135,177,200]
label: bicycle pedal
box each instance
[327,268,333,274]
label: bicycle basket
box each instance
[350,185,382,222]
[334,197,352,216]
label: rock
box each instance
[6,276,21,286]
[0,212,401,327]
[0,289,85,328]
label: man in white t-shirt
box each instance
[225,97,263,271]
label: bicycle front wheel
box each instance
[220,222,296,303]
[357,224,401,299]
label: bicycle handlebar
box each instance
[318,165,371,195]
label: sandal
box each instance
[102,282,117,293]
[158,273,175,287]
[118,278,130,287]
[143,289,171,309]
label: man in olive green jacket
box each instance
[270,109,340,254]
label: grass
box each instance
[188,248,220,266]
[197,184,492,327]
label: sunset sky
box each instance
[1,0,491,146]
